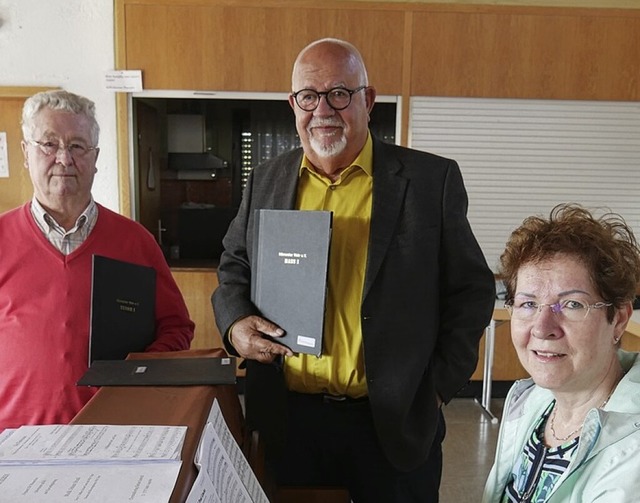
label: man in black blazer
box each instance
[213,38,495,502]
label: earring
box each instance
[613,336,621,344]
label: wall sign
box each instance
[0,132,9,178]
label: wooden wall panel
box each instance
[172,268,246,374]
[410,8,640,99]
[123,4,405,94]
[172,269,221,350]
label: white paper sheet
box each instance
[0,461,181,502]
[185,469,222,503]
[0,424,187,502]
[187,400,268,503]
[0,424,186,464]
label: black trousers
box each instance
[273,392,447,503]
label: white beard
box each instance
[309,134,347,158]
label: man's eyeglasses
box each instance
[291,86,367,112]
[504,298,612,322]
[27,139,98,160]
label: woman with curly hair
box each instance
[483,203,640,502]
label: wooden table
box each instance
[71,349,245,503]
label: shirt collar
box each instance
[31,196,98,232]
[299,132,373,179]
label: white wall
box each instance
[0,0,119,211]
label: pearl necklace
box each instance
[549,387,616,442]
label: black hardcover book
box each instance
[251,209,332,356]
[89,255,156,365]
[77,357,237,387]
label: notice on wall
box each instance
[104,70,143,92]
[0,132,8,178]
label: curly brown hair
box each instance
[499,203,640,322]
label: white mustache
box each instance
[308,118,344,129]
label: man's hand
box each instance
[229,315,293,363]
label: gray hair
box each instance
[21,90,100,146]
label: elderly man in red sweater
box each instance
[0,90,194,431]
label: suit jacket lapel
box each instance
[270,149,302,209]
[364,140,407,299]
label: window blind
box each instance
[410,97,640,271]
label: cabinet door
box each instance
[123,3,405,94]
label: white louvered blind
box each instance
[410,97,640,271]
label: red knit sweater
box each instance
[0,203,194,430]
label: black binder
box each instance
[77,357,237,386]
[251,209,332,356]
[89,255,156,365]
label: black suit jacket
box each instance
[212,137,495,471]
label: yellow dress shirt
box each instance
[283,134,373,398]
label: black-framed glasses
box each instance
[504,298,612,322]
[291,85,367,112]
[27,139,98,160]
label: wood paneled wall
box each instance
[410,8,640,100]
[123,3,405,94]
[118,1,640,100]
[172,269,222,350]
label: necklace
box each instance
[549,384,617,442]
[549,407,584,441]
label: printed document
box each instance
[0,462,181,502]
[0,424,186,502]
[0,424,185,463]
[186,399,268,503]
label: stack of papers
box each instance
[0,424,186,502]
[186,399,268,503]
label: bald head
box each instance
[292,38,369,90]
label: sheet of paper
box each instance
[192,400,268,503]
[0,461,181,502]
[194,423,254,502]
[0,429,14,448]
[185,469,222,503]
[0,132,8,178]
[104,70,143,92]
[0,424,186,464]
[209,402,267,500]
